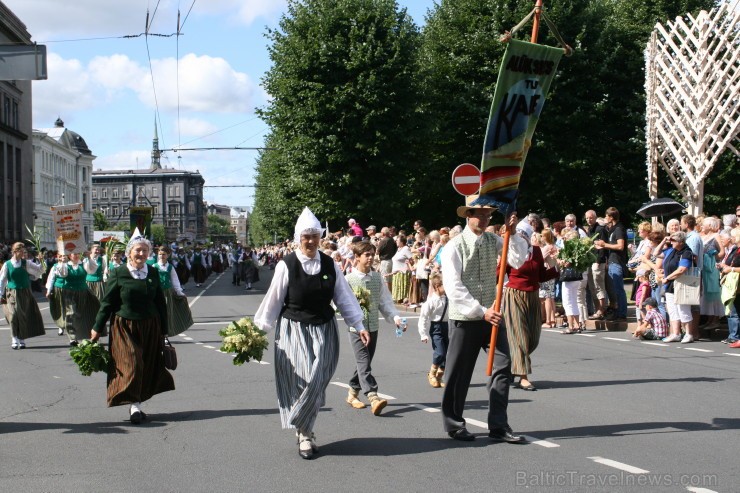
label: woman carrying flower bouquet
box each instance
[91,229,174,424]
[0,242,46,349]
[154,245,193,337]
[558,229,596,334]
[255,207,367,460]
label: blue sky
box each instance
[6,0,434,210]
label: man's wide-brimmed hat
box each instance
[456,194,497,219]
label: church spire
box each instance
[151,116,161,170]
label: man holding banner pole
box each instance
[440,196,528,442]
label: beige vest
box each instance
[345,270,382,332]
[448,227,500,321]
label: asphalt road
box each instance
[1,267,738,493]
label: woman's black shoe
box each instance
[448,428,476,441]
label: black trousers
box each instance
[348,330,379,395]
[441,318,512,433]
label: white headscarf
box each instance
[126,227,152,257]
[293,207,325,243]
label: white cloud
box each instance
[32,53,98,126]
[93,150,152,171]
[177,118,219,138]
[182,0,287,26]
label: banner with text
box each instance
[52,203,85,254]
[475,39,563,213]
[129,207,153,239]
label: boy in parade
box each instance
[344,240,404,415]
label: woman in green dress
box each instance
[56,251,102,346]
[91,230,174,424]
[0,242,45,349]
[153,246,193,338]
[84,243,106,300]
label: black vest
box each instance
[280,252,336,324]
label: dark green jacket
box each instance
[94,265,167,333]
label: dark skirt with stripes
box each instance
[192,264,208,284]
[87,280,105,301]
[175,263,190,285]
[503,287,542,376]
[106,314,175,407]
[163,288,193,336]
[60,289,103,341]
[2,288,45,339]
[274,316,339,432]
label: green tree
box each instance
[253,0,423,239]
[93,211,109,231]
[207,214,236,243]
[151,224,166,245]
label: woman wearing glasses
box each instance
[658,232,695,342]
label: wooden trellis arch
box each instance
[645,1,740,214]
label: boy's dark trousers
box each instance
[348,330,378,395]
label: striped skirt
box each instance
[49,289,64,326]
[61,289,103,341]
[87,280,106,301]
[503,287,542,376]
[2,288,45,339]
[107,315,175,407]
[391,271,411,303]
[163,288,194,336]
[274,316,339,432]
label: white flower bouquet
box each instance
[219,317,269,365]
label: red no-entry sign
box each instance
[451,163,481,196]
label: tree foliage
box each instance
[252,0,422,244]
[93,211,109,231]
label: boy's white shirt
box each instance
[418,292,448,340]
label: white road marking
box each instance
[188,273,224,308]
[723,352,740,357]
[408,403,440,413]
[522,436,560,448]
[195,342,204,345]
[575,333,596,337]
[587,456,649,474]
[465,418,489,429]
[642,341,669,346]
[203,345,215,349]
[603,337,631,342]
[682,347,713,353]
[542,329,561,333]
[193,321,240,326]
[182,336,194,341]
[686,487,719,493]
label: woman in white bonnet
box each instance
[91,229,174,424]
[255,207,368,460]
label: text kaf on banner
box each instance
[52,203,85,254]
[474,39,563,213]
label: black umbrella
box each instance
[636,198,685,218]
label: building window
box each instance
[152,187,158,197]
[112,205,119,216]
[112,188,119,198]
[153,205,159,216]
[92,189,97,199]
[102,188,108,199]
[123,188,130,198]
[83,192,87,210]
[3,96,10,125]
[188,201,195,214]
[11,101,18,129]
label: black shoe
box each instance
[488,426,525,444]
[448,428,476,441]
[130,411,142,424]
[69,340,78,347]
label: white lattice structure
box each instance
[645,1,740,214]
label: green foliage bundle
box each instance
[558,235,598,273]
[219,317,269,365]
[69,340,112,376]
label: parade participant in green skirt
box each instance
[46,253,68,337]
[84,243,106,300]
[0,242,45,349]
[91,228,174,424]
[189,247,208,287]
[57,252,102,346]
[154,246,193,337]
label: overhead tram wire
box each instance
[180,0,197,31]
[176,7,182,165]
[161,146,276,152]
[144,8,166,156]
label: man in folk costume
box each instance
[84,243,106,300]
[440,195,528,442]
[255,207,368,460]
[0,242,46,349]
